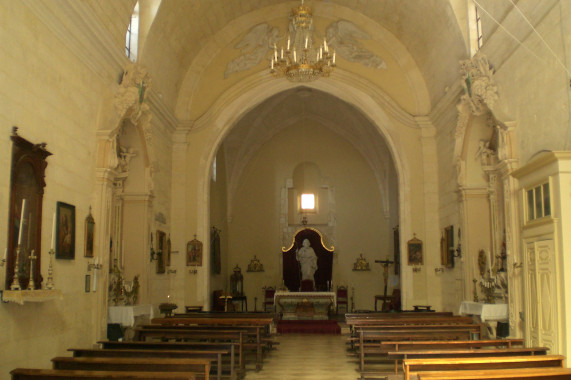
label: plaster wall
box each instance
[0,2,107,375]
[484,3,571,163]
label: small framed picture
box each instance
[156,230,166,274]
[84,208,95,258]
[85,274,91,292]
[407,236,423,266]
[56,202,75,260]
[186,238,203,266]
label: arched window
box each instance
[468,1,483,56]
[125,2,140,62]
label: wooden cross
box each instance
[27,250,37,290]
[375,257,394,311]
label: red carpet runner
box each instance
[277,320,341,334]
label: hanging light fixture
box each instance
[270,0,336,82]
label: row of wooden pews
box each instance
[345,311,571,380]
[10,311,278,380]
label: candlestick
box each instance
[46,249,55,289]
[27,250,37,290]
[10,245,22,290]
[305,37,308,49]
[51,212,56,250]
[287,36,290,50]
[332,51,336,64]
[18,199,27,245]
[93,265,97,292]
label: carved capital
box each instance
[459,53,498,116]
[114,63,152,124]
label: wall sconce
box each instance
[434,267,445,273]
[167,268,177,275]
[412,265,422,273]
[189,269,198,275]
[513,262,523,269]
[87,258,102,271]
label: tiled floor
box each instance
[245,333,400,380]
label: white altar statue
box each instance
[297,239,317,281]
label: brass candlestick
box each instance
[27,250,37,290]
[10,245,22,290]
[472,278,479,302]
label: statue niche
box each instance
[282,228,333,292]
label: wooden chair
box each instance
[262,287,275,313]
[336,285,348,314]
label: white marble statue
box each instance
[296,239,317,281]
[325,20,387,69]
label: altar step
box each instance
[277,319,341,334]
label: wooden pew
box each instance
[140,323,276,360]
[386,347,549,374]
[69,348,227,380]
[11,368,196,379]
[51,357,209,380]
[98,341,237,380]
[152,316,275,370]
[133,329,245,371]
[417,367,571,379]
[381,339,525,352]
[355,327,484,374]
[403,355,566,380]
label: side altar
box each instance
[275,291,336,320]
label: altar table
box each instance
[108,304,154,327]
[459,301,508,322]
[459,301,508,338]
[274,291,335,320]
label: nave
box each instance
[244,334,383,380]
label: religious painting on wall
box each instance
[393,225,400,275]
[156,230,166,274]
[440,225,454,268]
[407,235,423,266]
[56,201,75,260]
[211,227,221,274]
[84,208,95,258]
[186,238,203,266]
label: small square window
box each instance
[301,193,315,210]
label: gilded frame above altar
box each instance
[281,227,334,252]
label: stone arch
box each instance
[193,69,425,310]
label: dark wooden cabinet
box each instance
[6,128,51,290]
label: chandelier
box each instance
[270,0,335,82]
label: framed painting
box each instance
[84,208,95,258]
[407,236,423,266]
[156,230,166,274]
[56,201,75,259]
[441,225,455,268]
[186,238,203,266]
[211,227,221,275]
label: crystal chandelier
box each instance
[270,0,336,82]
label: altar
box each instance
[275,291,336,320]
[459,301,508,338]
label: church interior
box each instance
[2,0,571,378]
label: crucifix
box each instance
[375,257,394,311]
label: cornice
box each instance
[428,78,463,127]
[511,151,571,179]
[22,0,127,82]
[147,89,178,134]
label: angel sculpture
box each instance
[225,23,280,78]
[325,20,387,69]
